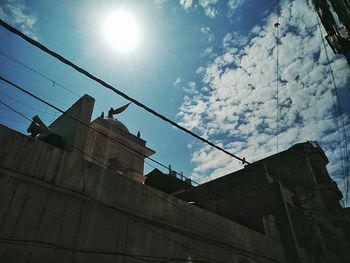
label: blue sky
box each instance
[0,0,349,204]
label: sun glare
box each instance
[102,10,140,52]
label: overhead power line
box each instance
[0,50,199,184]
[0,87,283,262]
[0,102,280,262]
[0,115,30,125]
[313,5,350,207]
[0,98,33,122]
[274,21,280,154]
[0,19,249,165]
[0,73,289,225]
[1,94,279,230]
[0,50,82,98]
[0,75,200,186]
[0,89,58,116]
[0,76,277,238]
[0,162,282,262]
[0,236,217,263]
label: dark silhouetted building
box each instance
[0,95,349,263]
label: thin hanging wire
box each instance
[274,20,280,153]
[311,0,349,207]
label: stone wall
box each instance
[0,125,286,263]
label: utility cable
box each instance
[0,99,33,122]
[85,109,199,185]
[0,76,199,194]
[1,98,275,230]
[0,236,217,263]
[0,114,33,125]
[0,89,58,116]
[274,20,280,154]
[0,77,288,260]
[0,50,82,98]
[0,102,281,261]
[0,75,246,243]
[0,83,308,263]
[0,157,282,262]
[0,19,249,165]
[0,163,284,263]
[0,75,173,174]
[313,5,350,207]
[0,75,200,186]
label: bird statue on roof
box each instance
[108,103,131,118]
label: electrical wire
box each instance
[0,76,334,262]
[0,102,283,262]
[0,89,58,116]
[0,104,56,125]
[0,236,217,263]
[0,74,200,186]
[0,79,279,230]
[313,4,350,207]
[85,109,200,185]
[0,114,32,125]
[0,54,194,184]
[0,76,244,242]
[0,19,249,165]
[0,76,204,196]
[0,44,200,184]
[0,19,317,260]
[274,20,280,154]
[0,98,33,122]
[0,74,319,262]
[0,157,282,262]
[0,50,82,98]
[0,163,284,263]
[0,75,173,174]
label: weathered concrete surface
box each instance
[0,124,286,262]
[175,142,350,263]
[48,94,94,151]
[175,164,277,233]
[84,116,155,184]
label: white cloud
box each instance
[196,66,206,74]
[0,0,37,39]
[177,0,350,202]
[200,26,215,42]
[179,0,220,18]
[154,0,167,4]
[179,0,246,18]
[180,0,193,10]
[200,46,214,57]
[198,0,219,18]
[200,27,210,34]
[227,0,245,14]
[173,77,182,87]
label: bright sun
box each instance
[102,10,140,52]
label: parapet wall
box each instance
[0,124,286,263]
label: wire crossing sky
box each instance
[0,0,349,204]
[0,19,249,166]
[0,74,202,186]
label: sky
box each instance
[0,0,349,205]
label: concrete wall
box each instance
[176,164,278,233]
[84,120,150,183]
[48,94,94,151]
[0,125,286,263]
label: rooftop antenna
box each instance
[274,21,280,153]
